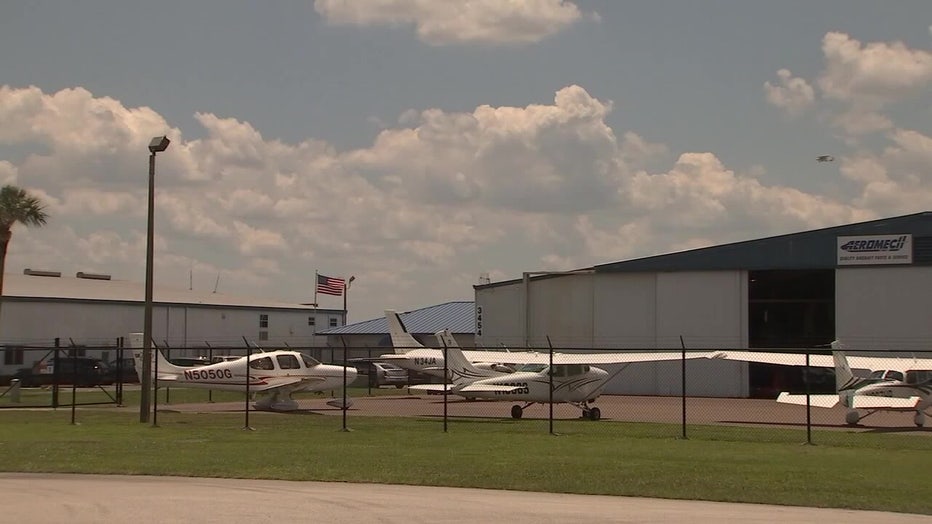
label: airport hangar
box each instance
[473,211,932,398]
[0,269,344,377]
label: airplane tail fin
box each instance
[131,345,186,378]
[437,331,498,385]
[831,340,857,393]
[435,328,460,350]
[385,310,424,354]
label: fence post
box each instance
[680,335,687,440]
[52,339,60,409]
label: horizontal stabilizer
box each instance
[852,396,920,409]
[776,392,839,408]
[409,384,453,393]
[459,384,523,393]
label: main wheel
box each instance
[845,410,861,425]
[588,407,601,421]
[511,404,523,419]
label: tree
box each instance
[0,185,49,327]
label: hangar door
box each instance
[747,269,835,397]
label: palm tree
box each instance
[0,185,49,325]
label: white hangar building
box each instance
[0,270,344,375]
[474,212,932,397]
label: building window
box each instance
[258,331,269,341]
[308,316,315,326]
[329,317,338,328]
[259,314,268,329]
[3,348,23,366]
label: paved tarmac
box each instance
[1,473,928,524]
[161,393,932,434]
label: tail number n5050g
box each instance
[184,368,233,380]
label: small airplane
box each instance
[409,330,618,420]
[710,342,932,427]
[387,316,712,420]
[133,348,357,412]
[378,310,712,379]
[816,155,835,162]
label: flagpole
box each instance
[314,269,319,308]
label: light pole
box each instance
[343,275,355,326]
[139,135,170,423]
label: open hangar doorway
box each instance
[746,269,836,398]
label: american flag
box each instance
[316,274,345,296]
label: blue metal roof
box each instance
[320,301,475,335]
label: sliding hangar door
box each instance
[475,271,749,397]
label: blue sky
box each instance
[1,1,931,322]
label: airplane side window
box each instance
[885,370,904,382]
[249,356,274,370]
[277,355,300,370]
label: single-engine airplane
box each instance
[710,342,932,427]
[816,155,835,162]
[407,327,710,420]
[378,310,707,379]
[134,348,356,412]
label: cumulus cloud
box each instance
[818,32,932,134]
[0,82,918,320]
[313,0,587,45]
[764,69,815,116]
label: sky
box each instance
[1,1,931,323]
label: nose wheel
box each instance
[511,404,523,419]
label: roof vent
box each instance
[23,269,62,277]
[76,272,111,281]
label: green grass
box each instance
[0,384,410,407]
[0,408,930,515]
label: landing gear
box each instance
[511,404,523,419]
[585,407,601,421]
[915,412,926,427]
[845,410,861,425]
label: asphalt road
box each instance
[1,473,929,524]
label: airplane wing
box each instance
[709,351,835,367]
[462,350,713,366]
[709,351,932,371]
[247,376,313,392]
[776,392,839,408]
[851,396,920,409]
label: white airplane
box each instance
[133,348,357,412]
[710,343,932,427]
[816,155,835,162]
[405,327,711,421]
[408,330,616,420]
[379,310,701,377]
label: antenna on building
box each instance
[213,272,221,293]
[189,264,193,291]
[478,272,491,285]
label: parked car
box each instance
[13,357,113,387]
[352,361,411,388]
[106,357,139,383]
[168,356,209,367]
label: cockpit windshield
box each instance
[869,369,904,382]
[516,363,547,373]
[301,354,320,367]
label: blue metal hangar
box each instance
[473,212,932,397]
